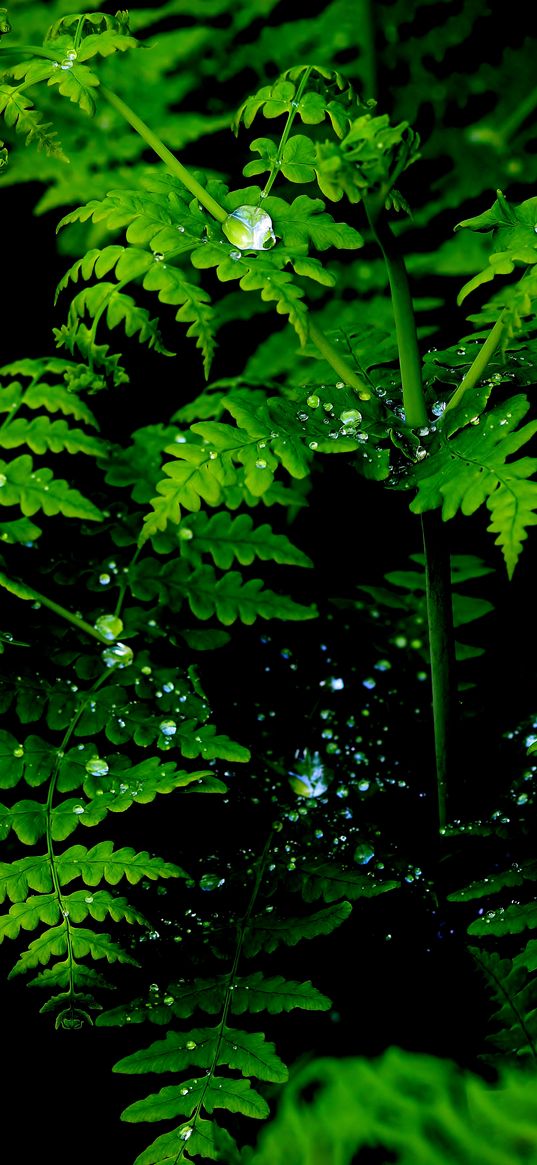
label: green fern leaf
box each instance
[456,191,537,303]
[46,62,101,118]
[295,860,399,903]
[472,947,537,1059]
[469,902,537,937]
[61,889,148,927]
[243,900,352,956]
[131,1117,236,1164]
[448,864,536,901]
[0,453,103,520]
[122,1075,269,1123]
[55,841,189,888]
[28,958,112,992]
[0,798,46,844]
[140,445,225,543]
[176,723,250,762]
[0,854,51,903]
[0,416,106,456]
[265,192,363,251]
[0,82,67,158]
[180,510,312,569]
[230,972,331,1015]
[408,394,537,577]
[0,893,59,941]
[114,1025,287,1083]
[0,729,25,787]
[8,923,67,975]
[185,565,317,624]
[0,516,42,544]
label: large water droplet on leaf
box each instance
[102,642,134,668]
[85,757,109,777]
[222,205,276,250]
[94,614,123,641]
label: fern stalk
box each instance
[445,313,507,414]
[365,201,427,428]
[174,830,274,1159]
[0,571,111,643]
[261,67,312,199]
[366,202,454,829]
[421,512,455,831]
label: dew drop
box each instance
[354,842,375,865]
[159,719,177,737]
[94,614,124,642]
[255,458,267,469]
[229,249,242,260]
[101,642,134,669]
[85,757,109,777]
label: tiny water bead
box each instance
[199,873,225,891]
[101,642,134,668]
[354,841,375,865]
[222,205,276,251]
[94,614,123,641]
[229,249,242,260]
[306,394,320,409]
[0,474,6,487]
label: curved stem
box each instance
[99,86,227,224]
[261,67,312,200]
[445,313,506,414]
[307,320,372,396]
[365,200,428,428]
[0,571,110,642]
[421,511,455,832]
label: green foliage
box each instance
[247,1049,537,1164]
[2,3,537,1162]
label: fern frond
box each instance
[294,860,399,903]
[185,565,316,625]
[0,416,106,456]
[407,392,537,577]
[243,900,352,956]
[179,510,313,569]
[0,82,67,158]
[0,453,103,521]
[114,1025,288,1082]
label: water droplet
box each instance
[94,614,124,642]
[177,225,185,233]
[209,450,218,460]
[101,642,134,669]
[186,1040,197,1050]
[354,842,375,865]
[229,249,242,260]
[339,409,362,425]
[84,895,94,904]
[0,474,6,487]
[199,873,225,891]
[323,401,334,412]
[159,719,177,737]
[153,251,165,261]
[13,745,24,758]
[99,573,111,586]
[180,1128,193,1141]
[309,440,318,450]
[85,757,109,777]
[73,805,85,815]
[296,411,309,423]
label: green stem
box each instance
[0,571,109,642]
[421,511,455,832]
[497,86,537,142]
[261,67,312,200]
[308,320,372,396]
[365,199,428,428]
[444,313,507,414]
[99,85,227,223]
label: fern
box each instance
[247,1048,537,1165]
[406,388,537,577]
